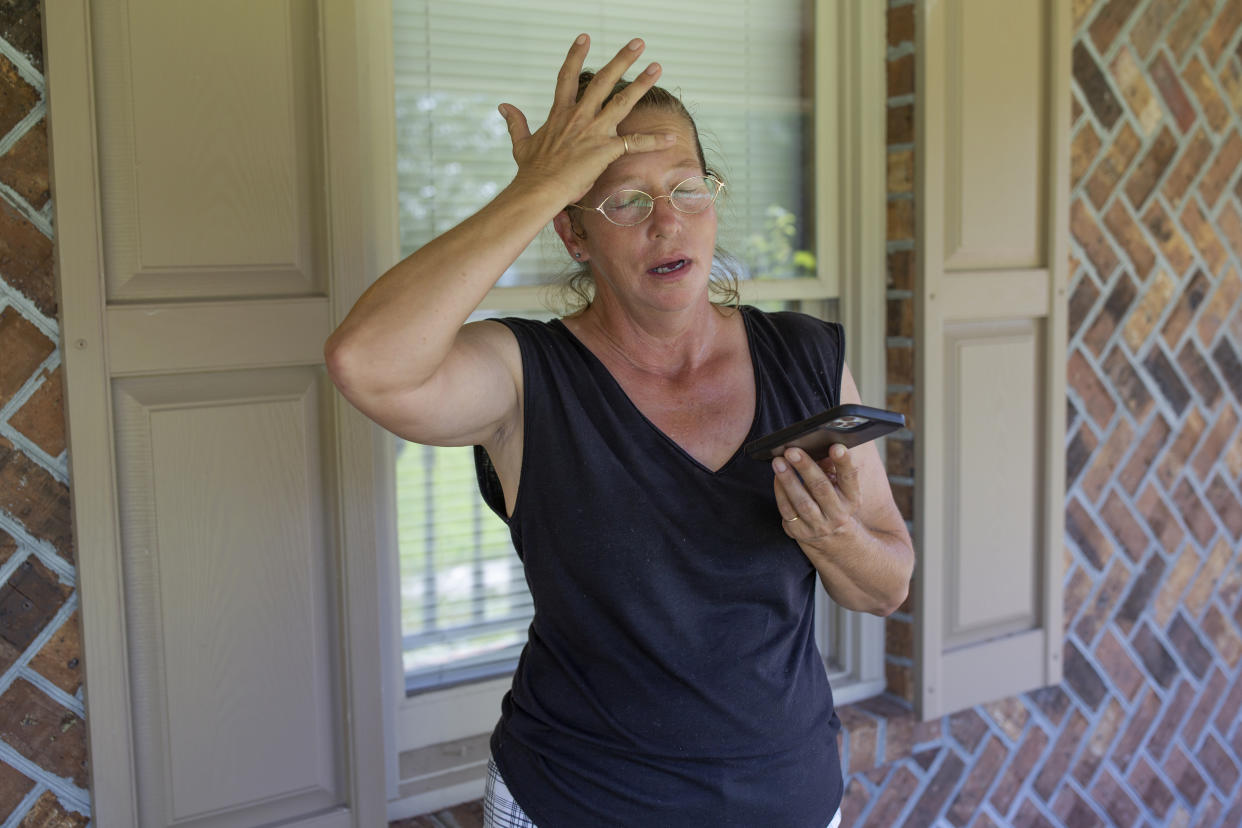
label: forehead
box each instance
[596,110,702,189]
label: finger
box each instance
[826,443,862,504]
[598,63,663,124]
[498,103,531,145]
[772,473,798,522]
[617,131,677,156]
[772,454,824,522]
[784,448,845,517]
[577,38,646,112]
[553,34,591,109]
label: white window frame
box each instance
[351,1,889,818]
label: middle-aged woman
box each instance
[326,34,914,828]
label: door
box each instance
[45,1,385,825]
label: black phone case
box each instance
[745,404,905,461]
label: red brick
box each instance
[1219,202,1242,263]
[1153,544,1202,628]
[0,199,55,317]
[1118,415,1170,495]
[8,365,65,459]
[1205,474,1242,539]
[0,306,54,410]
[1098,490,1148,562]
[1177,340,1222,409]
[1199,732,1239,794]
[1013,797,1058,828]
[841,777,870,828]
[1157,406,1207,489]
[1116,550,1165,634]
[1052,785,1105,828]
[1072,696,1125,786]
[1162,269,1212,349]
[861,765,920,828]
[888,249,914,291]
[1149,50,1197,133]
[944,744,1004,827]
[1073,42,1123,130]
[16,791,88,828]
[1084,273,1137,357]
[1215,665,1242,736]
[1164,744,1207,804]
[1071,121,1102,190]
[0,54,38,139]
[1201,0,1242,64]
[1161,127,1213,206]
[27,609,83,696]
[1125,127,1178,209]
[0,0,43,73]
[0,556,71,652]
[1109,45,1162,135]
[1068,348,1116,429]
[1167,0,1218,62]
[1086,122,1141,209]
[1102,201,1155,281]
[1067,423,1098,489]
[1128,756,1174,818]
[0,761,34,823]
[887,53,914,98]
[1080,419,1134,505]
[1034,709,1088,800]
[1093,628,1144,701]
[949,708,988,753]
[990,723,1049,816]
[1129,0,1175,53]
[0,679,88,788]
[1089,0,1142,53]
[1131,621,1179,689]
[1123,269,1176,350]
[838,705,879,774]
[887,2,914,46]
[1064,563,1094,630]
[1110,687,1160,772]
[1196,266,1242,344]
[1135,483,1184,552]
[1181,666,1228,750]
[1071,199,1120,278]
[1075,558,1130,646]
[0,116,48,210]
[1202,130,1242,208]
[1171,478,1217,546]
[0,439,73,562]
[901,750,965,828]
[1186,534,1233,617]
[1069,273,1102,340]
[1146,678,1195,760]
[1182,54,1231,133]
[1142,201,1195,277]
[1089,767,1141,828]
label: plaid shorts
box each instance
[484,758,536,828]
[483,757,843,828]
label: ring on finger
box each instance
[783,514,799,523]
[622,135,630,154]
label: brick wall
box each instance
[0,4,91,826]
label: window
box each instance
[378,1,888,816]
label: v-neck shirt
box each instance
[476,305,846,827]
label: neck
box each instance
[570,291,731,376]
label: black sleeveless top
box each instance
[476,306,845,827]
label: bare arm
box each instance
[771,364,915,616]
[324,35,673,448]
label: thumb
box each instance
[498,103,531,144]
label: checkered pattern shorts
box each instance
[484,758,536,828]
[482,757,843,828]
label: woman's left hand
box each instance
[772,444,861,541]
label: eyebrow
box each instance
[603,161,704,191]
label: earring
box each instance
[573,251,582,259]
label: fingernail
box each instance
[663,133,676,143]
[576,33,587,45]
[773,459,787,473]
[628,38,642,50]
[787,449,802,462]
[645,63,660,75]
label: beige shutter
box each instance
[914,0,1070,718]
[46,1,385,825]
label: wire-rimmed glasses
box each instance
[570,175,726,227]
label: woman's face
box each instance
[569,109,718,315]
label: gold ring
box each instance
[784,515,799,523]
[622,135,630,154]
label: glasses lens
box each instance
[601,190,653,226]
[670,177,719,214]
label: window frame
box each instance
[355,1,890,818]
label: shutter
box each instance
[915,0,1070,718]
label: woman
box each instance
[326,35,914,828]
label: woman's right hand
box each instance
[498,35,674,205]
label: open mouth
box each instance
[649,259,688,275]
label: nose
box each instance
[646,194,682,234]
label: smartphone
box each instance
[745,404,905,461]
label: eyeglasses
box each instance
[571,175,726,227]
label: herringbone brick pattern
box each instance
[403,1,1242,825]
[0,4,90,825]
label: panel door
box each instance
[46,1,385,825]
